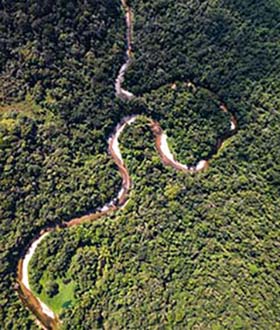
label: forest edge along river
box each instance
[16,0,238,329]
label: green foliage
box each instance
[1,0,280,329]
[143,82,231,164]
[39,276,76,314]
[45,282,59,298]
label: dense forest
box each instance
[1,0,280,329]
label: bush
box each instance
[45,281,59,298]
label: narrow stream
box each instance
[16,1,238,329]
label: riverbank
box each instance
[16,0,237,329]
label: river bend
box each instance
[16,1,238,329]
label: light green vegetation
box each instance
[37,275,76,314]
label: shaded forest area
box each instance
[1,0,280,329]
[142,83,232,165]
[1,0,125,328]
[31,117,280,329]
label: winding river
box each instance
[16,1,238,329]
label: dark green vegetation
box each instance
[1,0,125,328]
[30,116,280,329]
[1,0,280,329]
[142,83,231,164]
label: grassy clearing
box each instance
[37,275,76,314]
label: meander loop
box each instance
[16,1,238,329]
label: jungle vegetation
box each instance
[1,0,280,329]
